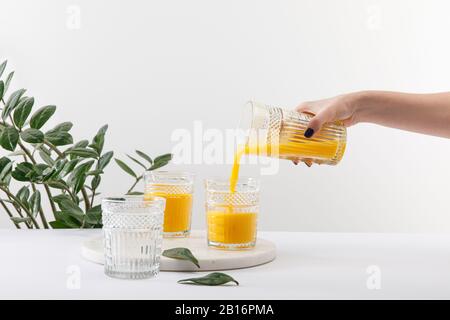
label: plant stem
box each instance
[29,183,49,229]
[81,188,90,212]
[90,189,96,208]
[127,175,143,194]
[0,200,21,229]
[0,186,40,228]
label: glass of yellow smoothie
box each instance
[145,171,194,238]
[205,177,260,250]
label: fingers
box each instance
[304,108,335,138]
[296,102,315,115]
[292,159,313,167]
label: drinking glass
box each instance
[102,196,165,279]
[205,177,260,250]
[144,171,194,238]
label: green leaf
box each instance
[162,247,200,268]
[16,186,30,208]
[115,159,137,178]
[29,190,41,218]
[0,126,19,151]
[0,81,4,101]
[59,158,80,178]
[65,140,88,160]
[136,150,153,165]
[47,122,73,133]
[49,220,69,229]
[72,140,89,148]
[84,205,102,225]
[86,169,103,176]
[13,97,34,129]
[91,175,101,190]
[0,161,13,182]
[46,179,69,190]
[39,149,55,166]
[44,130,73,146]
[126,191,144,196]
[30,105,56,129]
[68,160,94,193]
[54,211,81,228]
[0,60,6,78]
[4,71,14,93]
[53,194,83,218]
[0,157,12,172]
[149,153,172,170]
[20,128,44,144]
[98,151,113,170]
[126,154,146,169]
[177,272,239,286]
[89,124,108,154]
[11,162,33,182]
[65,148,99,159]
[45,159,66,179]
[2,89,26,121]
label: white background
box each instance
[1,0,450,232]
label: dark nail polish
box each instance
[304,128,314,138]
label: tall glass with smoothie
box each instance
[145,171,194,238]
[205,178,259,250]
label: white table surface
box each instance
[1,229,449,299]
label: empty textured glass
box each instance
[102,196,165,279]
[144,171,194,238]
[205,178,260,250]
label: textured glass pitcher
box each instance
[237,101,347,165]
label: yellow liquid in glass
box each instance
[230,139,345,192]
[207,210,257,244]
[144,192,192,233]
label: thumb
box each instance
[303,109,334,138]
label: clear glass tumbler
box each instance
[144,171,194,238]
[205,177,260,250]
[237,101,347,165]
[102,196,165,279]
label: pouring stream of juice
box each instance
[230,139,345,193]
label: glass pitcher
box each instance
[236,101,347,165]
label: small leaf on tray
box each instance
[177,272,239,286]
[162,247,200,268]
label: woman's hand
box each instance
[293,90,450,166]
[293,92,362,166]
[296,92,362,138]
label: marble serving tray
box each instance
[81,230,276,271]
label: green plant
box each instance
[0,59,114,229]
[0,59,172,229]
[115,151,172,195]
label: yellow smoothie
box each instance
[207,210,257,245]
[230,139,345,193]
[145,191,192,234]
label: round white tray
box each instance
[81,230,276,271]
